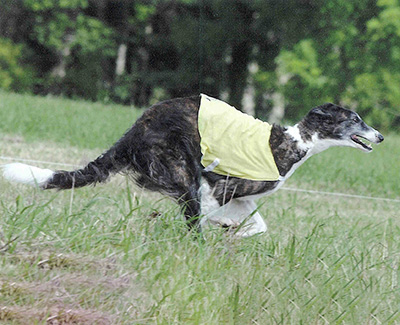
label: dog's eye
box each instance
[352,117,359,123]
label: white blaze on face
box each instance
[2,163,54,187]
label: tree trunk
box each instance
[51,34,75,80]
[137,46,150,106]
[241,62,258,116]
[115,43,127,76]
[228,41,251,111]
[269,92,285,124]
[268,73,291,124]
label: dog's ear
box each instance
[310,103,336,118]
[311,108,330,116]
[307,104,336,125]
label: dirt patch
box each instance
[1,250,148,320]
[0,134,25,144]
[0,305,113,324]
[6,251,96,271]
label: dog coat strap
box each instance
[203,158,220,172]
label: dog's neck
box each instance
[270,122,336,179]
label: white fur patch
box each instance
[199,180,220,215]
[285,125,313,151]
[2,163,54,187]
[310,134,347,154]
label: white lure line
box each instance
[1,163,54,187]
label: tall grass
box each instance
[0,91,399,324]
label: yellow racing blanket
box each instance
[198,94,280,181]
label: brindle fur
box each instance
[41,97,383,229]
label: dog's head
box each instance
[302,103,384,152]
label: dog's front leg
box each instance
[200,197,267,237]
[232,200,267,237]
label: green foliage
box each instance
[1,0,400,129]
[75,15,115,55]
[276,40,333,119]
[345,0,400,128]
[133,3,156,22]
[23,0,89,50]
[269,0,400,129]
[21,0,115,99]
[343,71,398,129]
[24,0,88,11]
[279,40,327,89]
[0,39,34,92]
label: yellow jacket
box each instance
[198,94,280,181]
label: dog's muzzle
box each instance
[350,127,384,152]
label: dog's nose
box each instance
[376,133,384,143]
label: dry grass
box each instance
[0,305,112,324]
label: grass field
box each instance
[1,91,399,324]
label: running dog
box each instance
[2,95,384,236]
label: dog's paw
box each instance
[208,217,240,229]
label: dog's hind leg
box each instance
[140,167,202,230]
[177,183,201,229]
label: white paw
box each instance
[208,217,240,228]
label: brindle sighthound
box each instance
[2,96,384,237]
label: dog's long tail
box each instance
[2,140,130,190]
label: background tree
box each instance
[0,0,398,130]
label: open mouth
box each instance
[351,134,373,151]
